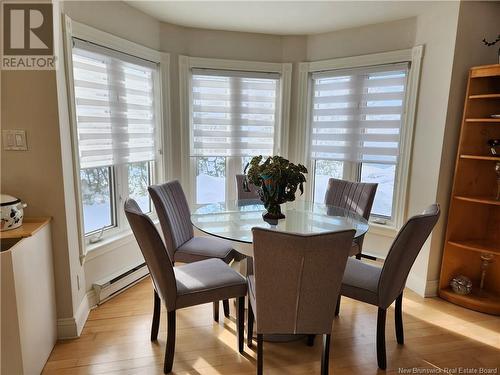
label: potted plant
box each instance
[244,155,308,221]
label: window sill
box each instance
[367,221,398,238]
[84,218,159,262]
[84,230,135,262]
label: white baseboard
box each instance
[56,290,96,339]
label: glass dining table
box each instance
[192,199,369,342]
[191,199,369,257]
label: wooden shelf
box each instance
[460,154,500,161]
[440,287,500,315]
[468,94,500,99]
[448,239,500,255]
[0,217,51,240]
[465,118,500,123]
[440,64,500,316]
[454,195,500,205]
[471,64,500,78]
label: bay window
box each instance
[189,68,283,204]
[309,62,410,223]
[70,39,161,241]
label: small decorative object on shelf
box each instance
[487,139,500,199]
[450,275,473,295]
[482,34,500,64]
[479,253,495,293]
[488,139,500,155]
[244,155,307,221]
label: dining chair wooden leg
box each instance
[257,334,263,375]
[164,310,176,374]
[237,297,245,353]
[213,301,219,322]
[377,307,387,370]
[223,299,230,318]
[151,289,161,341]
[247,302,254,348]
[335,295,341,316]
[307,335,315,346]
[395,292,404,345]
[321,334,331,375]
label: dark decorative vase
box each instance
[244,155,308,224]
[262,202,285,220]
[262,213,279,226]
[260,175,286,220]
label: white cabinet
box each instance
[1,219,56,375]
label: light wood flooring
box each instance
[43,278,500,374]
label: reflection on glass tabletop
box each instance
[191,199,369,244]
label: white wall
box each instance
[306,17,417,61]
[403,2,461,295]
[60,0,160,50]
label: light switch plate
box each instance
[2,130,28,151]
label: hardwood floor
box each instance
[43,278,500,374]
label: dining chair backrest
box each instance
[124,199,177,311]
[148,180,194,259]
[378,204,440,308]
[324,178,378,220]
[235,174,260,200]
[251,227,355,335]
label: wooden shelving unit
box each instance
[439,64,500,315]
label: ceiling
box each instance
[127,1,430,36]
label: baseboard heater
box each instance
[93,262,149,305]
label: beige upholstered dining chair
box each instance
[125,199,247,374]
[336,204,440,370]
[149,180,238,321]
[247,227,356,375]
[324,178,378,259]
[235,174,260,200]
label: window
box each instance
[71,39,160,238]
[189,69,281,204]
[128,161,154,213]
[196,156,226,204]
[309,63,409,221]
[313,160,344,204]
[80,166,114,233]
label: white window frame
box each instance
[296,46,423,235]
[63,15,172,259]
[179,56,292,204]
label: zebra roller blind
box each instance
[310,62,409,165]
[72,38,158,169]
[190,68,280,157]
